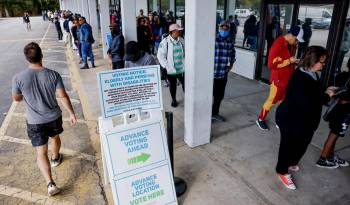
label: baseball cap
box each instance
[288,26,304,42]
[169,24,183,32]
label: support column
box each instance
[82,0,89,17]
[226,0,236,18]
[169,0,175,13]
[99,0,110,58]
[88,0,99,48]
[120,0,137,42]
[153,0,158,13]
[184,0,217,147]
[136,0,148,16]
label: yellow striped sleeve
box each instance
[276,59,291,68]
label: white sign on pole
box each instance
[102,119,177,205]
[97,65,163,118]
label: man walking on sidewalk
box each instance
[212,21,236,122]
[12,42,77,196]
[79,17,96,69]
[256,26,303,130]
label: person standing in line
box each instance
[107,23,125,69]
[54,17,63,42]
[275,46,336,190]
[79,17,96,69]
[212,21,236,122]
[137,17,153,54]
[152,15,164,54]
[234,14,240,27]
[256,26,304,130]
[124,41,157,68]
[316,58,350,168]
[228,15,238,44]
[63,15,73,47]
[23,12,31,31]
[297,18,312,58]
[157,24,185,107]
[12,42,77,196]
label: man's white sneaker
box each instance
[47,182,60,196]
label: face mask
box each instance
[219,30,229,38]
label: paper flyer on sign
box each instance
[97,65,163,118]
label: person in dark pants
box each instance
[54,17,63,41]
[212,21,236,122]
[316,58,350,168]
[157,24,185,107]
[107,23,125,69]
[297,18,312,58]
[275,46,337,190]
[79,17,95,69]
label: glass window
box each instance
[335,6,350,73]
[234,0,260,50]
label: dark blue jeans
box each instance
[82,42,94,66]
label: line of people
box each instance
[53,10,96,69]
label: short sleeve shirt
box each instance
[12,68,64,124]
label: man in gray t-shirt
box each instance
[12,42,77,196]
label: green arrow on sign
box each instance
[128,153,151,165]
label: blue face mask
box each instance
[219,30,229,38]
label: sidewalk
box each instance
[0,24,107,204]
[71,46,350,204]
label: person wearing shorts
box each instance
[12,42,77,196]
[316,59,350,168]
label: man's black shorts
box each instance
[329,104,350,137]
[26,116,63,147]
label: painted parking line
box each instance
[11,112,86,123]
[0,38,56,43]
[43,59,67,63]
[0,184,75,205]
[0,135,97,162]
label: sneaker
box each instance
[92,64,96,68]
[50,153,63,167]
[328,155,349,167]
[256,119,269,131]
[80,64,89,69]
[47,182,60,196]
[316,157,339,169]
[288,165,300,172]
[278,174,296,190]
[212,114,226,122]
[171,100,177,108]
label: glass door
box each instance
[260,4,294,82]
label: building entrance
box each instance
[256,0,350,87]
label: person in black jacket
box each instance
[107,23,125,69]
[275,46,337,190]
[316,58,350,168]
[54,17,63,41]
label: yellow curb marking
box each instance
[0,135,97,162]
[0,184,75,205]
